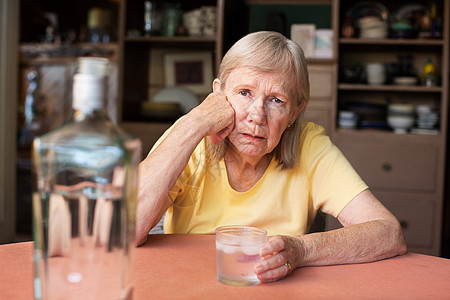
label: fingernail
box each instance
[255,265,262,274]
[260,247,267,256]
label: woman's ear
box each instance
[213,78,221,93]
[291,100,307,123]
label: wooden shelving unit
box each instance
[332,0,449,256]
[117,0,225,155]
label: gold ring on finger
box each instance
[284,261,292,272]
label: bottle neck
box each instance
[72,74,106,112]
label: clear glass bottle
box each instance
[32,57,141,300]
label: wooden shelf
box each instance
[338,83,443,93]
[246,0,332,4]
[124,36,217,43]
[335,128,441,143]
[340,38,445,46]
[19,43,119,65]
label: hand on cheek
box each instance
[211,126,233,145]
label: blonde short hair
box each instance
[208,31,310,169]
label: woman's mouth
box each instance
[242,133,264,140]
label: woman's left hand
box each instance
[254,235,304,282]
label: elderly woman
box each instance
[136,31,406,282]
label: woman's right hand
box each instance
[189,92,235,144]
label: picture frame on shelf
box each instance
[291,24,316,58]
[164,52,213,94]
[314,29,333,58]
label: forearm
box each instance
[297,219,407,267]
[136,116,206,245]
[136,93,234,245]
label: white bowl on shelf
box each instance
[338,111,359,129]
[416,104,433,114]
[152,87,200,114]
[387,115,415,133]
[359,16,388,39]
[388,103,415,115]
[394,76,417,86]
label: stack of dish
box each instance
[183,6,216,37]
[346,102,387,130]
[416,105,439,130]
[387,103,415,134]
[392,4,427,38]
[338,111,359,129]
[358,16,388,39]
[390,19,414,39]
[346,1,391,39]
[366,62,386,85]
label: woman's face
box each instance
[215,67,304,162]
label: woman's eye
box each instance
[239,90,250,97]
[271,97,284,104]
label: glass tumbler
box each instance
[215,225,267,286]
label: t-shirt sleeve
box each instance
[301,123,368,218]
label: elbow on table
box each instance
[136,233,149,247]
[393,235,407,257]
[391,219,408,257]
[397,233,408,256]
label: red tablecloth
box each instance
[1,234,450,299]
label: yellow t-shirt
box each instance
[152,122,367,236]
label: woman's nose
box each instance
[247,98,266,124]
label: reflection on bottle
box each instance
[18,69,47,150]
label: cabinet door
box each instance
[304,64,335,134]
[374,190,435,250]
[336,140,437,192]
[309,64,335,100]
[325,190,437,255]
[303,107,331,135]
